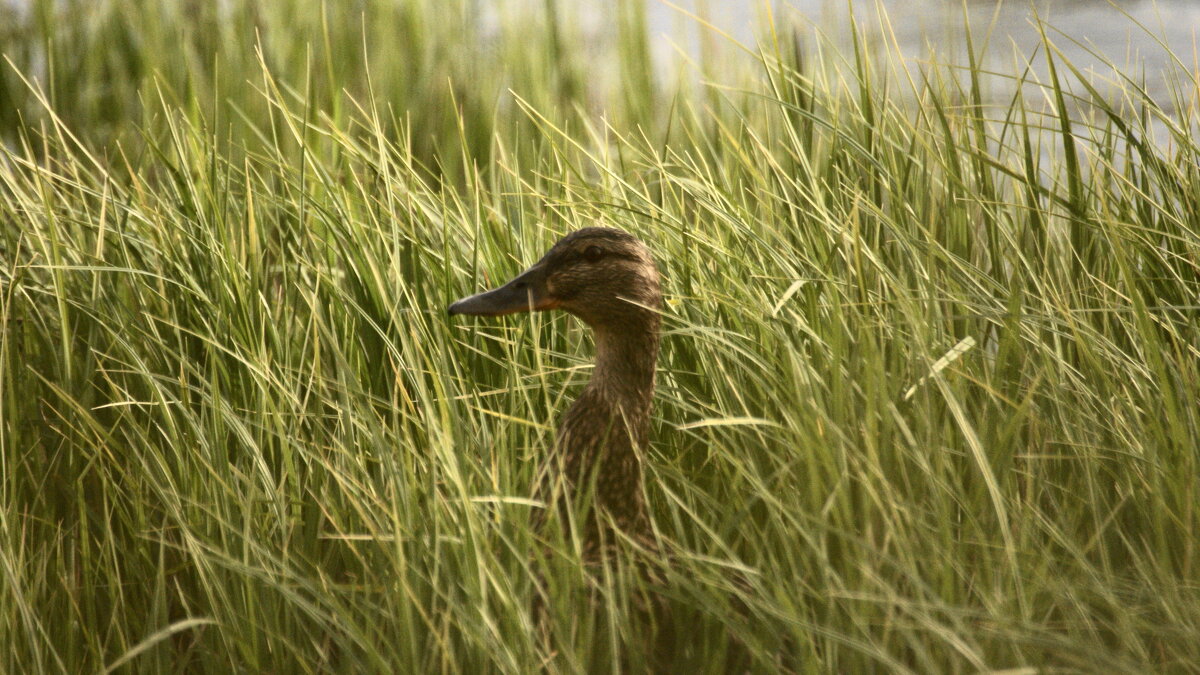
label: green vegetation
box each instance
[2,0,1198,672]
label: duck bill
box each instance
[448,264,557,316]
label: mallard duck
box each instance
[449,227,662,553]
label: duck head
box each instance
[448,227,661,327]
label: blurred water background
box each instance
[1,0,1194,163]
[640,1,1196,109]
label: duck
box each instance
[448,227,662,555]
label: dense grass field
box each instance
[3,0,1199,672]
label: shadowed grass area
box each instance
[2,1,1199,672]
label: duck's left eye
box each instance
[583,245,605,263]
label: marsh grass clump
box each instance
[1,1,1198,672]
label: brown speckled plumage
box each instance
[449,227,662,553]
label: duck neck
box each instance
[557,308,660,538]
[587,312,660,431]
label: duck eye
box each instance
[583,245,605,263]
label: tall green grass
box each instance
[2,0,1199,672]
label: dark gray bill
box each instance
[447,264,556,316]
